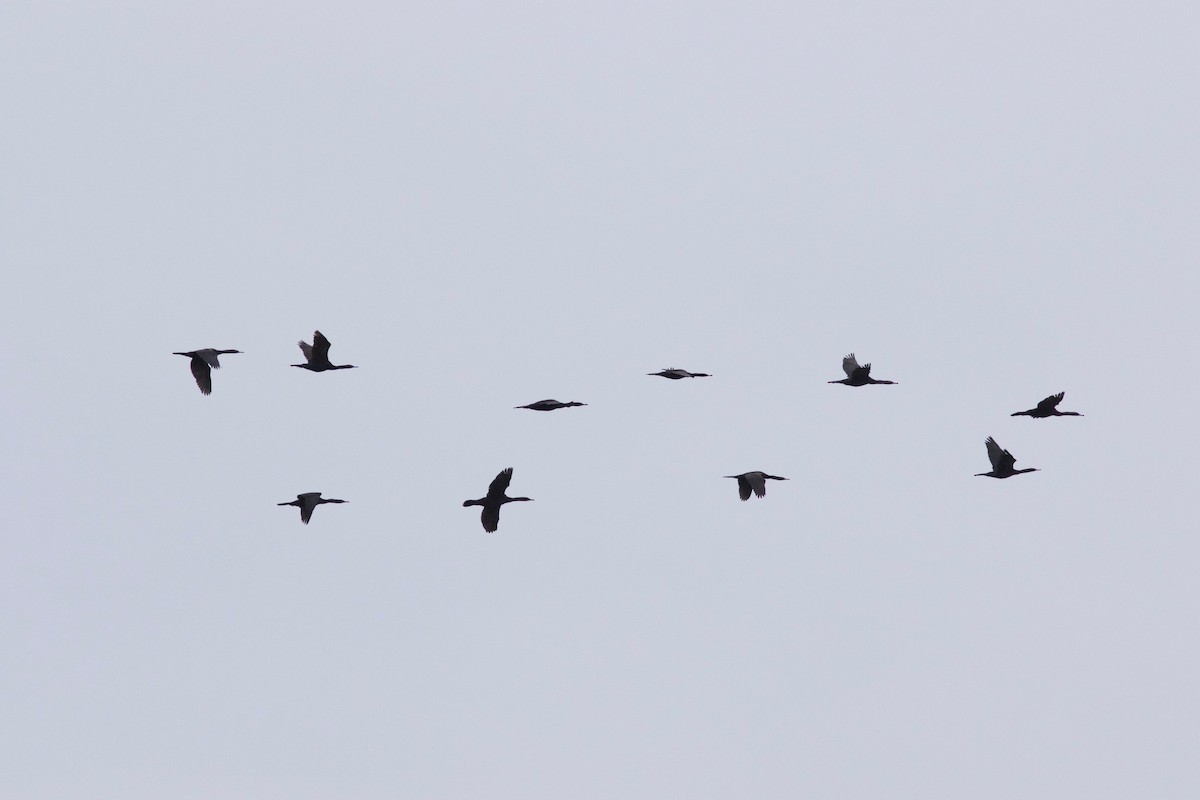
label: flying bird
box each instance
[649,368,711,380]
[515,399,587,411]
[292,330,357,372]
[725,471,788,500]
[462,468,533,533]
[1011,392,1083,418]
[173,348,242,395]
[277,492,348,524]
[828,353,896,386]
[975,437,1039,479]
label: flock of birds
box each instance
[175,334,1083,530]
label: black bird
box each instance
[278,492,348,524]
[828,353,896,386]
[649,368,710,380]
[724,471,788,500]
[173,348,242,395]
[1011,392,1083,418]
[292,331,357,372]
[515,399,587,411]
[462,468,533,533]
[975,437,1039,479]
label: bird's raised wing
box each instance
[487,468,514,499]
[1037,392,1064,413]
[312,331,332,362]
[190,358,212,395]
[841,354,860,378]
[298,339,314,362]
[984,437,1004,470]
[985,437,1016,472]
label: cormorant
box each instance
[462,468,533,532]
[515,399,587,411]
[173,348,242,395]
[725,471,788,500]
[649,368,710,380]
[975,437,1039,479]
[1011,392,1083,418]
[292,331,357,372]
[828,354,896,386]
[278,492,348,523]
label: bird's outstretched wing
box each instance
[1036,392,1064,413]
[312,331,332,362]
[297,493,321,524]
[985,437,1016,472]
[747,473,767,498]
[841,354,860,378]
[481,506,501,533]
[190,358,212,395]
[736,476,752,501]
[298,339,314,362]
[487,468,514,499]
[984,437,1004,470]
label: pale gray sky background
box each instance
[2,2,1197,798]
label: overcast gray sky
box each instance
[2,2,1197,798]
